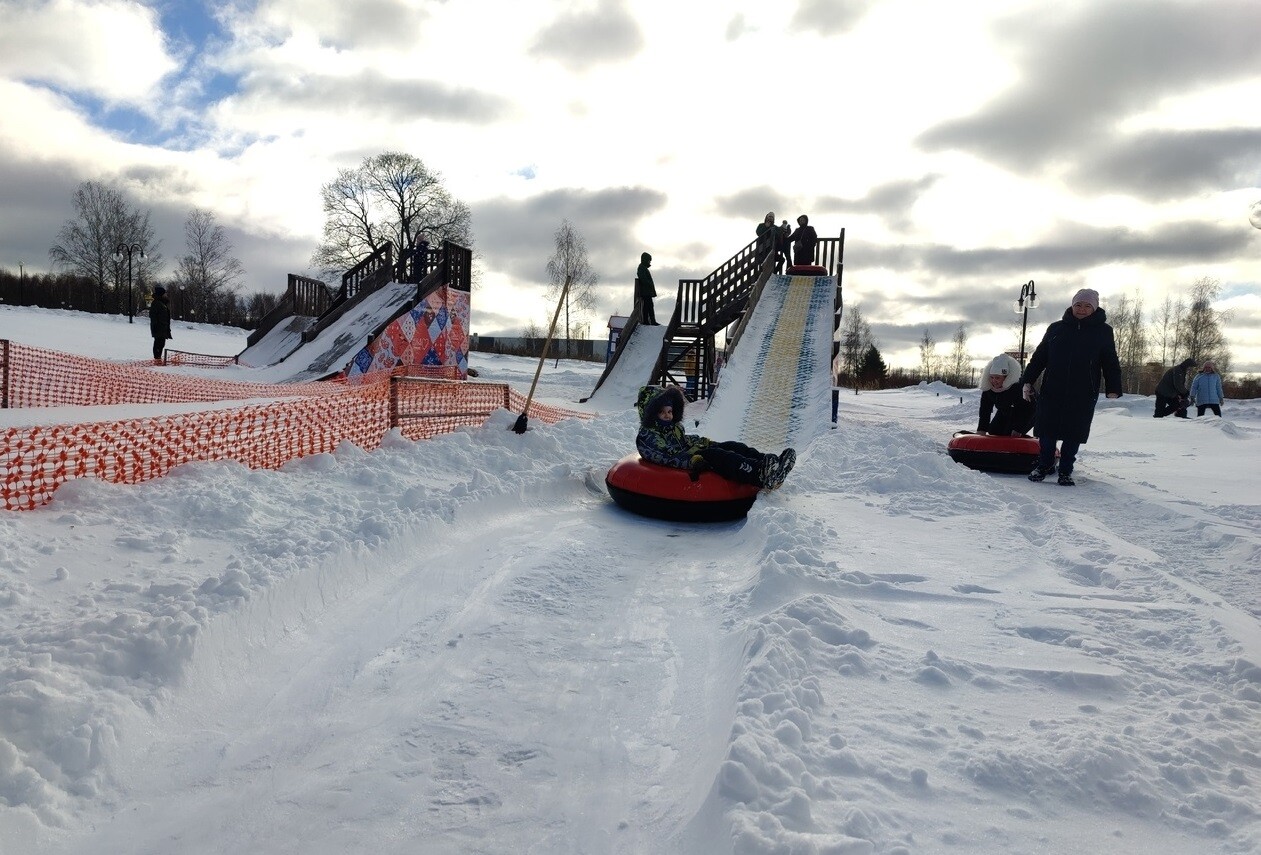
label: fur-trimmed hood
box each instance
[637,385,685,429]
[981,353,1022,392]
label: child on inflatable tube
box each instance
[635,385,794,490]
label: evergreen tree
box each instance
[858,344,887,389]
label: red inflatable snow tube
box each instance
[605,454,759,522]
[786,264,828,276]
[947,431,1041,474]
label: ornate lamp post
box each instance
[1013,279,1038,365]
[114,243,144,323]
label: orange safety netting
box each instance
[1,342,591,511]
[2,341,342,408]
[163,349,242,368]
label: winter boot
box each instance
[1028,464,1056,483]
[769,449,796,489]
[759,454,782,489]
[1057,473,1076,486]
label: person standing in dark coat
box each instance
[149,286,172,361]
[1153,357,1196,418]
[755,212,791,273]
[976,353,1035,436]
[787,214,818,267]
[1019,288,1122,486]
[755,212,775,266]
[635,252,657,325]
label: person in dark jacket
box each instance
[787,214,818,267]
[149,286,172,361]
[635,252,657,325]
[755,212,791,273]
[635,385,795,490]
[1153,357,1196,418]
[976,353,1035,436]
[1189,360,1224,417]
[1019,289,1122,486]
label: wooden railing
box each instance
[439,240,472,291]
[340,242,394,302]
[245,274,334,348]
[655,232,845,399]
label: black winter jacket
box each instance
[149,295,172,339]
[1155,359,1197,398]
[635,386,709,468]
[1020,307,1122,443]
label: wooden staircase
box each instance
[649,231,845,400]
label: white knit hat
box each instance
[981,353,1022,391]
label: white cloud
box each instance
[0,0,177,102]
[1,0,1259,372]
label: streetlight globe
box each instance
[1249,199,1261,230]
[1027,295,1038,309]
[1013,300,1024,314]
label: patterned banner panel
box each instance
[345,286,471,384]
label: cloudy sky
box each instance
[2,0,1260,372]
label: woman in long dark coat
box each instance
[149,286,172,361]
[1019,288,1122,486]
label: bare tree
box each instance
[949,323,969,387]
[544,220,600,361]
[174,208,245,324]
[242,290,281,327]
[918,329,938,380]
[838,304,873,386]
[1151,295,1186,366]
[1109,292,1149,393]
[311,152,472,279]
[48,180,163,311]
[1179,276,1232,373]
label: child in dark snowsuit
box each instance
[977,353,1035,436]
[635,385,794,490]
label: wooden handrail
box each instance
[655,231,845,399]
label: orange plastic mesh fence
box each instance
[1,341,341,408]
[2,369,592,511]
[164,349,241,367]
[387,377,591,431]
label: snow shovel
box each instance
[512,273,571,434]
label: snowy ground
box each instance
[1,306,1260,854]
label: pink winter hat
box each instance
[1072,288,1099,309]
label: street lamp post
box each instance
[114,243,144,323]
[18,262,23,306]
[1013,279,1038,365]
